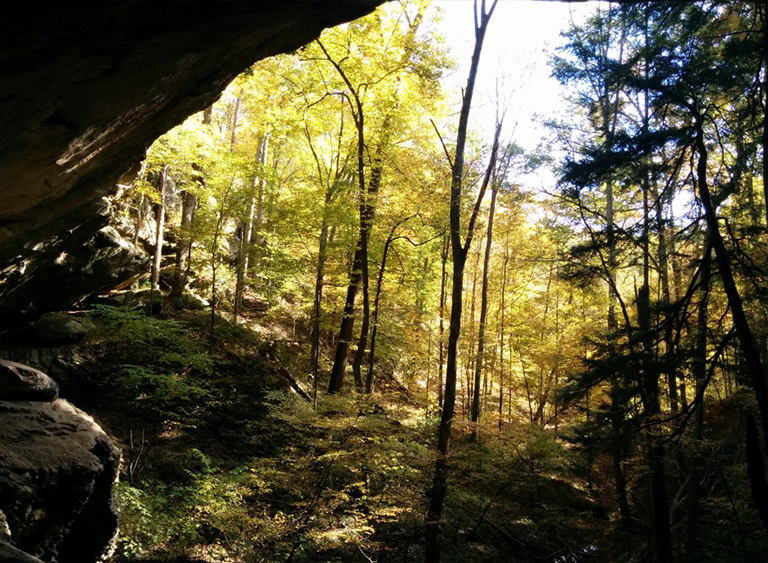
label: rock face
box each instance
[0,385,120,562]
[0,360,59,401]
[0,196,151,320]
[34,312,96,343]
[0,0,382,319]
[0,540,45,563]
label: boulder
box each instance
[174,291,208,311]
[0,540,44,563]
[0,360,59,401]
[33,312,93,342]
[0,398,120,562]
[1,200,151,323]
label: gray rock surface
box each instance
[0,360,59,401]
[0,398,120,562]
[34,312,93,342]
[0,1,381,319]
[0,200,151,322]
[0,540,44,563]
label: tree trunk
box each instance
[471,156,501,439]
[693,111,768,534]
[366,226,396,393]
[465,247,480,417]
[425,4,498,557]
[354,162,386,390]
[762,2,768,228]
[639,168,672,563]
[171,188,197,307]
[607,180,632,525]
[438,233,449,411]
[304,113,346,405]
[640,43,672,556]
[653,174,677,412]
[235,135,269,322]
[328,244,363,393]
[352,228,371,390]
[686,238,710,555]
[149,165,169,314]
[321,2,423,393]
[519,345,534,424]
[320,35,371,393]
[328,162,382,393]
[311,192,332,406]
[230,95,241,150]
[498,239,509,430]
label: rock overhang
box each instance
[0,0,385,318]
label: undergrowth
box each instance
[74,305,607,562]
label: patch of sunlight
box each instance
[191,543,234,563]
[373,505,410,522]
[158,423,184,440]
[395,403,430,428]
[311,519,374,549]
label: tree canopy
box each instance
[60,2,768,561]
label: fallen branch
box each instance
[275,366,311,401]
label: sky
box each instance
[434,0,592,152]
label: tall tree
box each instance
[320,3,431,392]
[425,3,498,560]
[437,232,449,411]
[171,186,198,307]
[234,134,269,322]
[470,139,512,439]
[149,164,170,314]
[304,108,350,404]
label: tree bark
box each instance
[498,239,509,430]
[354,163,386,390]
[640,34,672,556]
[693,111,768,534]
[639,166,672,563]
[352,226,372,390]
[230,95,241,150]
[323,4,423,393]
[465,247,480,416]
[304,114,346,405]
[366,219,408,393]
[311,193,332,405]
[762,2,768,228]
[328,158,382,393]
[320,36,375,394]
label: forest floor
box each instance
[46,294,609,563]
[16,292,765,562]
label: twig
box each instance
[430,118,454,169]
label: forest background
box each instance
[70,1,768,561]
